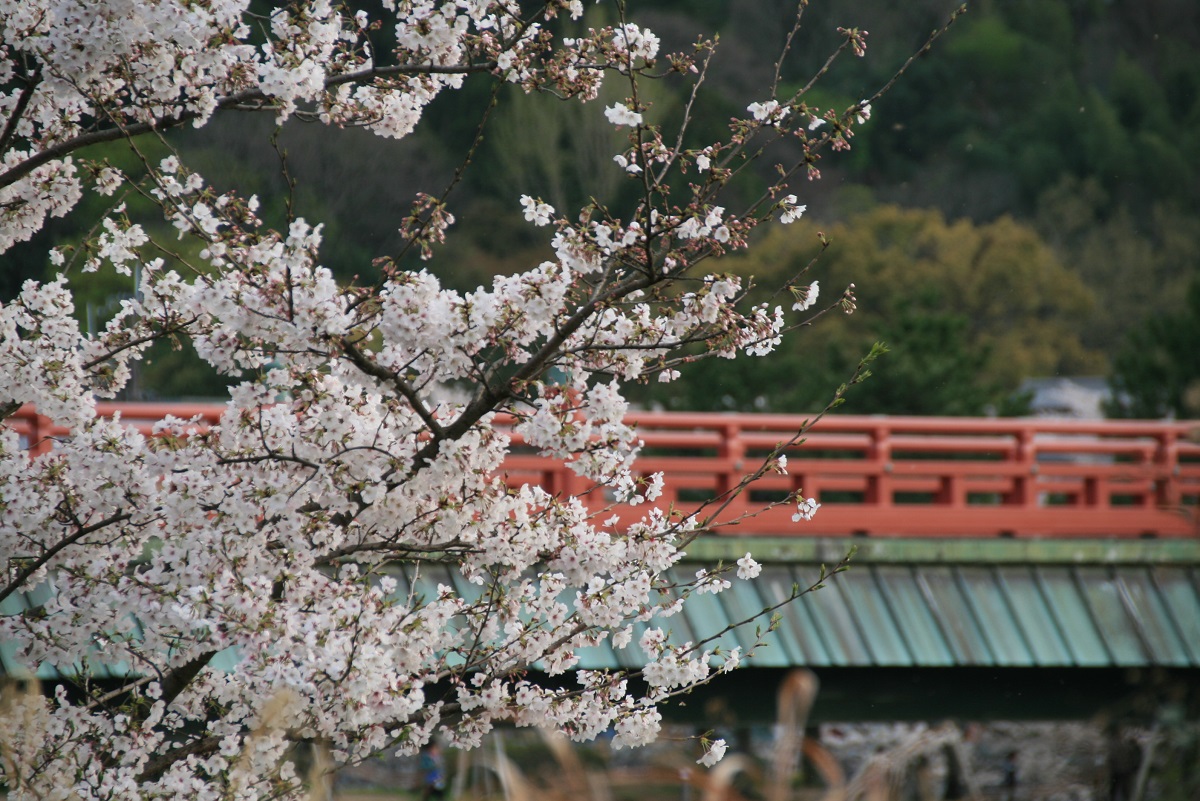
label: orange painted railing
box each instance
[10,404,1200,538]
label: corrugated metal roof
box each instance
[6,541,1200,678]
[587,551,1200,670]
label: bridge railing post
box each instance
[716,421,750,522]
[1007,425,1037,510]
[866,423,892,507]
[1155,429,1180,510]
[13,404,55,457]
[1082,474,1108,511]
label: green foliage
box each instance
[852,0,1199,217]
[133,337,238,401]
[1034,177,1200,355]
[840,300,1004,417]
[944,16,1028,85]
[1110,53,1172,136]
[642,206,1101,415]
[1107,277,1200,419]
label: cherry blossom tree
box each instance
[0,1,956,798]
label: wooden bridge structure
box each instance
[7,404,1200,722]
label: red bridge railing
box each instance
[10,404,1200,538]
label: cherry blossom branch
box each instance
[771,1,809,96]
[79,317,197,372]
[136,735,222,783]
[0,59,500,193]
[0,66,41,158]
[0,0,965,792]
[408,270,656,469]
[340,339,445,440]
[312,538,476,566]
[0,511,132,606]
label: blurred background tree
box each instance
[632,206,1102,414]
[1107,276,1200,419]
[5,0,1197,415]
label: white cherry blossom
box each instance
[604,103,644,127]
[779,194,807,224]
[698,738,728,767]
[793,496,822,522]
[737,553,762,580]
[792,280,820,312]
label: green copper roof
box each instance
[5,539,1199,678]
[371,540,1200,670]
[662,537,1200,669]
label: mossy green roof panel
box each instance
[1152,566,1200,663]
[719,576,791,667]
[1033,567,1111,666]
[620,560,1200,671]
[875,566,955,666]
[834,567,916,666]
[1115,568,1192,666]
[996,568,1074,665]
[913,566,994,664]
[1075,566,1150,666]
[756,567,830,666]
[795,567,875,666]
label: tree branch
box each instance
[340,340,445,440]
[1,511,132,606]
[0,67,42,157]
[136,735,221,783]
[0,61,497,192]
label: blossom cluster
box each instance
[0,0,886,798]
